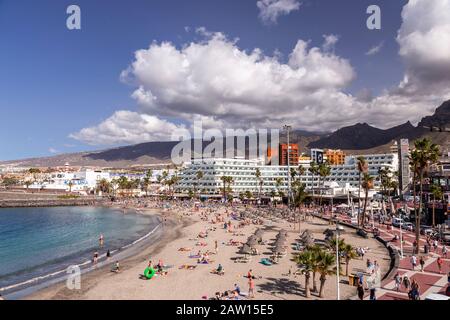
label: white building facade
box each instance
[177,153,399,196]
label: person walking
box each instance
[248,277,255,298]
[357,282,365,300]
[403,275,411,292]
[394,273,402,292]
[442,245,448,258]
[369,287,377,300]
[437,257,443,274]
[419,256,425,272]
[410,255,417,271]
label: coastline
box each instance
[0,206,168,300]
[19,205,393,301]
[19,210,190,300]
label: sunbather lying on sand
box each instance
[179,264,197,270]
[178,247,192,252]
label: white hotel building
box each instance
[177,153,399,197]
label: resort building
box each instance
[324,149,346,165]
[177,153,399,197]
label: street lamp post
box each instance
[336,219,341,300]
[283,125,292,211]
[399,218,404,258]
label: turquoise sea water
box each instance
[0,206,158,291]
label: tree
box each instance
[309,162,319,205]
[317,250,336,298]
[67,180,74,193]
[195,170,204,199]
[295,250,315,298]
[96,178,111,195]
[341,243,357,276]
[361,173,374,227]
[317,162,331,209]
[308,244,322,293]
[255,168,263,205]
[293,181,308,231]
[409,138,440,253]
[220,176,233,202]
[24,180,32,190]
[2,177,19,189]
[141,169,153,196]
[356,156,368,227]
[327,236,345,271]
[275,177,283,204]
[430,183,443,228]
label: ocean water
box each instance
[0,206,159,291]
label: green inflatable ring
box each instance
[144,267,156,279]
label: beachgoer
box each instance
[93,251,99,264]
[410,255,417,270]
[369,288,376,300]
[106,249,111,259]
[403,275,411,291]
[437,257,443,274]
[357,283,364,300]
[394,273,402,291]
[442,245,448,258]
[99,234,104,247]
[248,277,255,298]
[234,283,241,295]
[419,256,425,272]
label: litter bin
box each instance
[348,274,358,286]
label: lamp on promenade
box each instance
[335,219,341,300]
[283,125,292,210]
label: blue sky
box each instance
[1,0,446,160]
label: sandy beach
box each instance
[21,203,391,300]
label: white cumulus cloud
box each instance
[257,0,301,24]
[70,111,186,145]
[71,0,450,146]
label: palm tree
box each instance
[430,183,443,228]
[96,178,111,195]
[317,250,336,298]
[220,176,233,202]
[409,138,440,253]
[293,182,308,231]
[341,243,357,276]
[67,179,74,193]
[24,180,32,190]
[308,244,322,293]
[356,156,368,227]
[318,162,331,209]
[361,173,374,227]
[327,236,345,271]
[309,162,319,205]
[275,177,283,204]
[295,250,315,298]
[195,170,204,199]
[117,176,129,197]
[255,168,262,205]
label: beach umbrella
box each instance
[246,238,258,247]
[239,244,252,255]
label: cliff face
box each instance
[307,121,424,150]
[418,100,450,131]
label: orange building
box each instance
[325,149,346,165]
[279,144,299,166]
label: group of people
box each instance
[393,273,421,300]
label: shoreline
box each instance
[0,206,167,300]
[20,204,393,300]
[20,211,191,300]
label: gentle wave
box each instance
[0,222,161,293]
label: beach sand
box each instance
[24,206,391,300]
